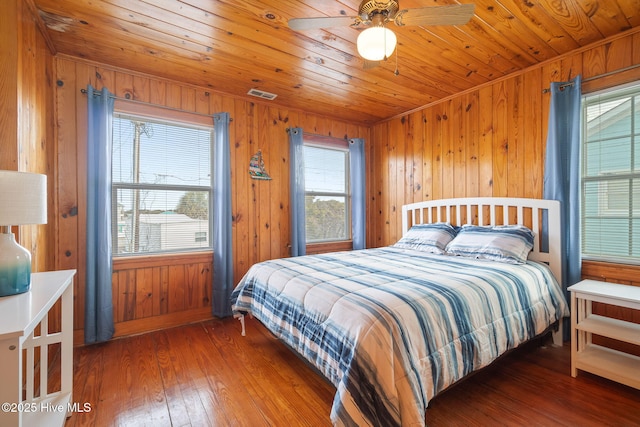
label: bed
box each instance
[231,197,569,427]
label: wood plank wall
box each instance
[0,0,54,274]
[53,56,370,340]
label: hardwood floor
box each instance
[66,317,640,427]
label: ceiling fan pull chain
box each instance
[384,22,388,60]
[394,44,399,76]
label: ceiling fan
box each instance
[288,1,475,66]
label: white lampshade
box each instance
[0,170,47,296]
[357,26,397,61]
[0,170,47,226]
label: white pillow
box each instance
[445,224,534,264]
[393,223,459,254]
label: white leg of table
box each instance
[570,292,577,377]
[61,286,74,417]
[0,336,21,426]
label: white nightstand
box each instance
[568,279,640,389]
[0,270,76,426]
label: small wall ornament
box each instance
[249,149,272,180]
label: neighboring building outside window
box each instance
[112,110,213,255]
[582,82,640,263]
[303,136,351,243]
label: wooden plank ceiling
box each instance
[33,0,640,125]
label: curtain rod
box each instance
[286,127,348,141]
[80,88,221,120]
[542,64,640,93]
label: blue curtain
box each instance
[543,75,582,293]
[289,127,306,256]
[85,85,115,344]
[213,112,234,317]
[349,138,366,250]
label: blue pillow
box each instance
[445,224,534,264]
[393,223,459,254]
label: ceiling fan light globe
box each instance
[357,27,397,61]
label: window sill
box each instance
[113,251,213,270]
[306,240,353,255]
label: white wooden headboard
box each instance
[402,197,562,287]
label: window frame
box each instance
[303,134,352,244]
[581,82,640,264]
[111,101,214,257]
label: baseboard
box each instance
[73,307,213,346]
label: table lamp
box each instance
[0,170,47,296]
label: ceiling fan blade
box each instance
[288,16,356,31]
[394,4,475,27]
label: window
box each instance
[304,137,350,243]
[582,83,640,263]
[112,111,213,255]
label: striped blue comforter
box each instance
[231,247,569,427]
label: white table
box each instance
[0,270,76,426]
[568,279,640,389]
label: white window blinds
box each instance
[112,113,213,255]
[582,83,640,263]
[303,136,350,243]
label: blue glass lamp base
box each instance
[0,233,32,297]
